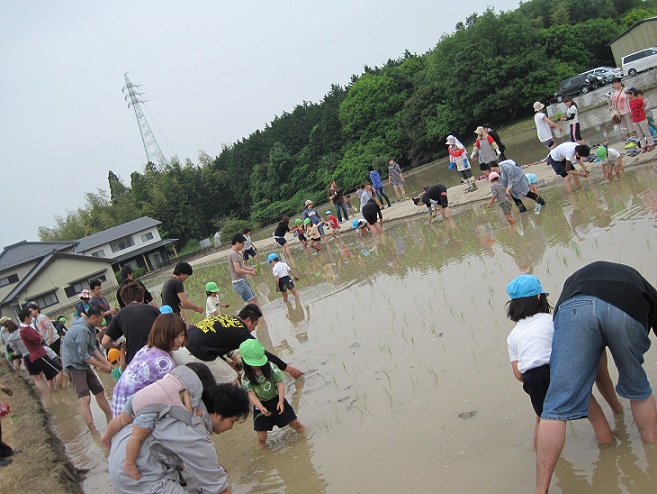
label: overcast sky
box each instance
[1,0,520,247]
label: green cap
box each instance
[294,218,302,224]
[239,339,268,367]
[597,146,608,160]
[58,316,67,323]
[205,282,219,293]
[303,218,311,225]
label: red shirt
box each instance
[629,97,647,123]
[327,216,339,229]
[20,324,46,361]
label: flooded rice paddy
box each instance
[46,158,657,493]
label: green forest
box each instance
[38,0,657,245]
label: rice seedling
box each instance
[382,385,394,411]
[647,237,652,252]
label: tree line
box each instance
[38,0,656,244]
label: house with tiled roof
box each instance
[74,216,176,273]
[0,240,117,319]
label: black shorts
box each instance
[243,247,257,260]
[274,237,287,246]
[297,233,307,242]
[363,212,379,225]
[458,169,473,179]
[522,363,550,417]
[278,276,295,292]
[547,155,568,178]
[30,354,62,380]
[253,397,298,431]
[23,355,41,376]
[49,338,61,356]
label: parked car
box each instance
[554,73,605,102]
[621,46,657,76]
[581,66,622,83]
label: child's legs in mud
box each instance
[281,287,289,303]
[124,424,153,479]
[290,287,300,300]
[288,418,305,434]
[257,430,268,449]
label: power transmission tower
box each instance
[122,73,167,167]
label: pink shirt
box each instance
[611,89,630,115]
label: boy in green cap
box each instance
[205,282,230,317]
[239,339,304,448]
[597,145,623,181]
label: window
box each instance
[91,249,106,258]
[141,232,154,242]
[32,291,58,309]
[110,236,135,253]
[0,273,19,287]
[64,281,90,298]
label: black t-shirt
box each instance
[185,314,288,370]
[117,280,154,308]
[422,184,447,206]
[555,261,657,334]
[161,277,185,313]
[274,222,290,237]
[104,303,160,364]
[362,199,382,220]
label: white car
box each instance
[581,66,622,83]
[622,47,657,76]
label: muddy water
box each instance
[48,146,657,492]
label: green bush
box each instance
[220,217,254,244]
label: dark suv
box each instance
[554,73,605,102]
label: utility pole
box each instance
[122,73,167,167]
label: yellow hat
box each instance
[107,348,121,363]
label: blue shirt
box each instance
[369,170,383,189]
[61,318,98,370]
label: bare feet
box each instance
[123,460,142,480]
[100,434,111,450]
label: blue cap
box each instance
[267,253,279,262]
[352,219,359,229]
[326,211,332,215]
[160,305,173,314]
[506,275,549,299]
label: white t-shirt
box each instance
[534,112,553,142]
[603,147,621,164]
[205,296,221,317]
[507,313,553,374]
[550,142,578,162]
[566,104,578,124]
[272,262,291,278]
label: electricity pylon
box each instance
[122,73,167,167]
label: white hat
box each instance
[445,135,456,145]
[474,126,486,136]
[304,199,313,206]
[533,102,545,112]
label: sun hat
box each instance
[352,219,359,229]
[205,282,219,293]
[488,171,500,181]
[160,305,173,315]
[506,275,549,300]
[304,199,313,206]
[597,146,608,160]
[326,211,332,215]
[0,316,10,325]
[294,218,302,224]
[303,218,311,225]
[445,135,456,145]
[474,126,486,136]
[238,339,268,367]
[533,102,545,112]
[79,289,91,299]
[107,348,121,364]
[58,316,67,323]
[267,253,279,263]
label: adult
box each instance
[110,312,187,416]
[17,308,63,390]
[470,126,500,176]
[229,233,260,306]
[102,281,161,364]
[109,382,249,494]
[533,102,561,150]
[447,135,477,193]
[328,181,349,223]
[387,159,406,202]
[489,160,546,213]
[412,184,453,225]
[368,165,391,208]
[116,265,155,309]
[89,279,117,324]
[177,304,302,383]
[361,197,383,236]
[536,261,657,493]
[161,262,204,317]
[302,200,328,243]
[26,302,60,356]
[547,142,591,194]
[482,123,506,160]
[609,77,635,138]
[5,319,49,392]
[61,305,113,429]
[272,216,292,260]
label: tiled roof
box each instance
[74,217,161,253]
[0,240,77,272]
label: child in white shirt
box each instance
[204,282,229,317]
[267,253,300,302]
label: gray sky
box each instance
[1,0,520,246]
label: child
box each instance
[242,228,258,265]
[291,218,309,253]
[447,134,477,193]
[239,339,304,448]
[205,282,230,317]
[101,364,212,480]
[304,218,322,252]
[636,89,657,134]
[108,346,126,382]
[626,87,655,152]
[325,211,342,239]
[560,96,585,144]
[505,275,619,450]
[351,219,369,238]
[597,145,623,181]
[267,253,300,302]
[368,165,391,207]
[344,194,355,214]
[525,173,539,195]
[487,172,516,224]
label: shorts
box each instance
[297,233,307,242]
[23,355,42,376]
[391,179,404,187]
[133,412,159,430]
[67,367,105,398]
[31,354,62,380]
[547,155,568,178]
[458,169,473,180]
[570,123,582,142]
[542,295,652,421]
[522,364,550,416]
[540,138,555,149]
[243,247,257,260]
[310,237,321,242]
[232,279,257,303]
[499,200,512,215]
[253,397,297,431]
[278,276,295,292]
[49,338,61,356]
[274,236,287,246]
[363,212,379,225]
[437,192,449,209]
